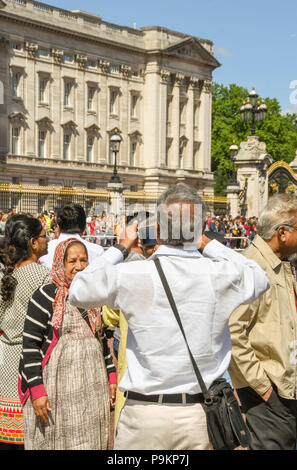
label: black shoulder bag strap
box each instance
[154,257,211,403]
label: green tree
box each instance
[211,83,297,195]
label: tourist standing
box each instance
[69,183,269,450]
[229,194,297,450]
[0,215,50,449]
[19,239,116,450]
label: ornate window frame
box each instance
[10,65,25,100]
[9,112,27,156]
[85,124,100,163]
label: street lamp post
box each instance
[240,86,267,136]
[109,129,122,184]
[229,142,239,185]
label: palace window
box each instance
[63,134,71,160]
[11,43,21,50]
[12,72,20,97]
[109,89,119,115]
[87,60,96,68]
[11,127,20,155]
[131,94,139,118]
[64,55,74,63]
[87,136,94,163]
[179,145,184,169]
[109,65,119,74]
[180,100,186,124]
[39,78,47,102]
[64,82,72,107]
[130,142,137,166]
[37,49,48,57]
[38,130,46,158]
[87,86,95,110]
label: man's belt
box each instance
[124,391,204,404]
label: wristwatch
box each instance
[114,243,129,260]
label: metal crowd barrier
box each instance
[224,236,250,251]
[82,235,118,247]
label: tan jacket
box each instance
[228,235,297,399]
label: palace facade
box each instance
[0,0,220,196]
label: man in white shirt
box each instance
[39,203,103,268]
[69,183,269,450]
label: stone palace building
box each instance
[0,0,220,197]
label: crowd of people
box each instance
[205,214,258,249]
[0,184,297,451]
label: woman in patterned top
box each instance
[20,238,117,450]
[0,215,50,450]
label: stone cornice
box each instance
[1,9,216,68]
[5,154,145,175]
[1,10,146,57]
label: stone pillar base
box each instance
[226,183,240,218]
[107,182,125,215]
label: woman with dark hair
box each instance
[19,238,116,450]
[0,215,50,450]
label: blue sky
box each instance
[38,0,297,114]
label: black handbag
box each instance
[154,258,251,450]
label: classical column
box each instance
[142,62,160,169]
[24,42,38,156]
[158,70,170,167]
[119,64,131,166]
[51,48,64,159]
[0,37,9,160]
[184,77,197,169]
[171,74,182,168]
[197,79,212,172]
[98,60,110,164]
[75,55,87,160]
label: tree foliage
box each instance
[211,83,297,195]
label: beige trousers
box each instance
[114,398,211,450]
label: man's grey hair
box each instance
[257,193,297,241]
[156,183,207,246]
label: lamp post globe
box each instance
[240,86,267,136]
[248,86,259,107]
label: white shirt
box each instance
[69,240,269,395]
[39,232,104,269]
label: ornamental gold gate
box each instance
[268,161,297,196]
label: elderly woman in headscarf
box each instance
[18,238,117,450]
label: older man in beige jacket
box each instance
[229,194,297,450]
